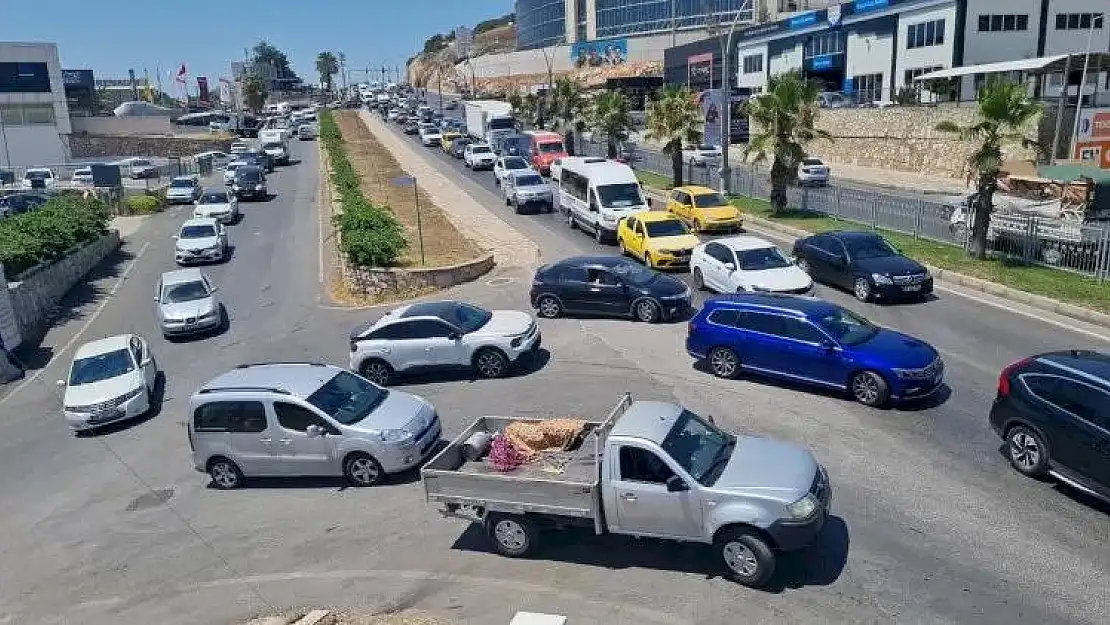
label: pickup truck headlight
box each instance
[378,428,413,443]
[786,493,818,519]
[871,273,894,285]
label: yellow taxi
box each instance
[440,131,463,153]
[617,211,700,269]
[666,185,743,233]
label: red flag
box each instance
[175,63,187,83]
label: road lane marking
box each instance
[0,241,151,406]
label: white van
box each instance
[558,158,650,243]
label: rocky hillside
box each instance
[407,23,516,90]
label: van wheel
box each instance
[850,370,890,407]
[716,528,776,587]
[485,513,537,557]
[208,457,244,490]
[344,453,384,487]
[708,347,741,379]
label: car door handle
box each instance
[258,438,273,444]
[590,287,601,292]
[375,348,391,354]
[620,493,637,501]
[279,438,293,444]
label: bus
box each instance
[559,157,650,243]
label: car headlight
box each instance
[379,428,414,443]
[200,308,219,319]
[786,493,818,519]
[871,273,894,285]
[119,387,144,402]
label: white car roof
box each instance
[181,217,219,228]
[25,168,53,175]
[74,334,133,359]
[171,175,197,182]
[709,235,779,252]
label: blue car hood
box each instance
[855,328,937,368]
[855,254,925,276]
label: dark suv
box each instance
[989,350,1110,502]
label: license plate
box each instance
[903,285,921,292]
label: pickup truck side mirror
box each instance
[666,475,689,492]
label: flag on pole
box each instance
[175,63,187,84]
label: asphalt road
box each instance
[0,105,1107,625]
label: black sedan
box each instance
[791,230,932,302]
[450,137,473,158]
[529,256,691,323]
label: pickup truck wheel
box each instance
[486,513,536,557]
[717,529,775,587]
[343,453,384,487]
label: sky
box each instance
[1,0,511,88]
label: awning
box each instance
[915,53,1110,82]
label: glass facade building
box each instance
[517,0,568,50]
[595,0,754,39]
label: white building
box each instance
[0,42,72,168]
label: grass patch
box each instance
[636,170,673,190]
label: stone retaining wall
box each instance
[70,134,232,159]
[340,253,495,299]
[7,231,121,344]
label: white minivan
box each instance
[558,157,650,244]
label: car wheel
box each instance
[853,277,872,302]
[207,457,244,490]
[536,295,562,319]
[359,359,393,386]
[708,346,741,379]
[474,348,509,379]
[568,212,576,230]
[850,370,890,407]
[692,267,706,291]
[343,452,384,487]
[716,528,776,588]
[485,513,537,558]
[634,299,660,323]
[796,257,811,274]
[1006,425,1048,477]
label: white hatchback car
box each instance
[348,300,540,385]
[691,236,814,295]
[463,143,496,170]
[193,188,240,224]
[59,334,158,433]
[797,157,830,186]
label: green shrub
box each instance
[125,194,162,214]
[0,195,110,279]
[319,109,407,267]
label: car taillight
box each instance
[998,357,1034,396]
[688,321,698,337]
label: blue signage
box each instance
[843,77,855,94]
[812,55,834,70]
[789,12,818,29]
[854,0,891,13]
[571,38,628,67]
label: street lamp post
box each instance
[707,1,752,196]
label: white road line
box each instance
[0,241,151,406]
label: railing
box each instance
[0,157,212,191]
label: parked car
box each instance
[463,142,496,169]
[59,334,158,433]
[666,185,743,233]
[798,157,830,186]
[0,192,48,217]
[791,231,932,302]
[530,256,691,323]
[616,212,700,270]
[989,350,1110,503]
[72,166,95,186]
[116,158,158,179]
[502,170,552,214]
[174,217,228,265]
[422,394,831,588]
[687,294,943,406]
[692,236,814,295]
[154,268,225,338]
[419,125,443,147]
[450,137,474,158]
[188,362,441,489]
[493,155,532,187]
[21,167,56,190]
[682,144,722,167]
[348,300,541,386]
[232,166,268,201]
[166,175,202,204]
[193,188,239,224]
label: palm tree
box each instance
[936,81,1042,259]
[591,90,632,159]
[551,76,589,155]
[316,51,339,92]
[645,85,703,187]
[743,71,831,215]
[243,74,267,113]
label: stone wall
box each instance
[760,106,1041,180]
[341,254,495,299]
[7,231,121,345]
[70,134,232,159]
[70,116,173,135]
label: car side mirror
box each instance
[448,332,462,341]
[306,424,324,438]
[666,475,689,492]
[56,379,65,388]
[172,235,179,239]
[724,263,736,272]
[821,340,837,353]
[209,287,219,293]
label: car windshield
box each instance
[607,261,656,284]
[661,410,735,487]
[539,142,564,153]
[692,192,729,208]
[597,183,642,208]
[25,171,49,180]
[696,144,717,151]
[504,157,527,169]
[306,370,389,425]
[471,146,491,153]
[846,236,898,259]
[645,219,689,237]
[262,143,282,150]
[69,349,134,386]
[515,174,544,187]
[815,307,879,346]
[170,179,194,188]
[803,158,824,166]
[162,280,209,303]
[199,192,229,204]
[180,225,216,238]
[739,247,792,271]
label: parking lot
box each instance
[0,109,1108,625]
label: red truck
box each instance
[523,130,567,176]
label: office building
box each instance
[0,42,72,168]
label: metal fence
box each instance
[579,138,1110,281]
[0,157,211,192]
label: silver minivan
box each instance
[188,363,441,489]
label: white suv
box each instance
[419,124,442,147]
[463,143,496,170]
[348,300,540,385]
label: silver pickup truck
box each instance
[422,394,831,587]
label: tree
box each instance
[551,76,589,156]
[936,81,1042,259]
[252,41,298,81]
[591,90,632,159]
[743,71,831,214]
[645,85,704,187]
[243,74,268,113]
[316,51,339,92]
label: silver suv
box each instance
[188,363,441,489]
[502,170,553,214]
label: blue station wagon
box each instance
[686,294,944,406]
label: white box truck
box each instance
[464,100,516,149]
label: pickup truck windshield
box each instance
[661,410,735,487]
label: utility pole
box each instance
[671,0,677,48]
[381,66,388,85]
[338,52,347,92]
[707,1,752,195]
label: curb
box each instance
[643,188,1110,330]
